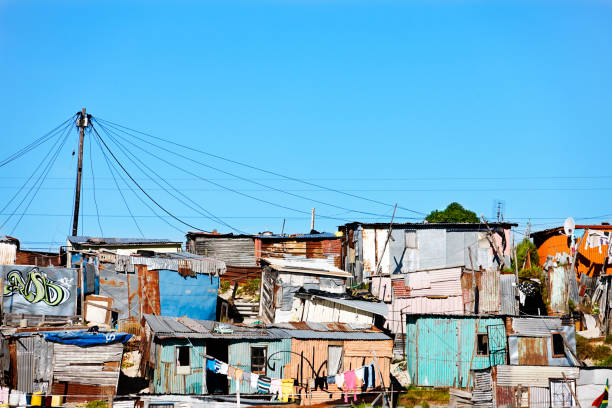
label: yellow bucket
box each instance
[51,395,63,407]
[30,392,43,406]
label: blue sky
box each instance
[0,0,611,250]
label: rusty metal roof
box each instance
[341,222,518,230]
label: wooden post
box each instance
[375,204,397,276]
[514,248,520,315]
[562,372,581,408]
[80,261,85,324]
[72,108,88,236]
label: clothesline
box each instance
[205,356,378,403]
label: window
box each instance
[552,333,565,357]
[176,346,191,375]
[251,346,267,375]
[405,231,417,249]
[328,345,343,375]
[476,334,489,356]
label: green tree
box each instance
[425,202,479,223]
[512,238,540,275]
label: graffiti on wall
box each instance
[2,265,77,316]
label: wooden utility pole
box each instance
[72,108,88,236]
[310,208,315,232]
[375,204,397,276]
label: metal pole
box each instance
[72,108,88,236]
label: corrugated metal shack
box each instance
[258,258,352,323]
[3,329,131,402]
[405,314,507,387]
[339,222,517,283]
[577,367,612,408]
[506,316,578,367]
[492,364,580,408]
[114,252,226,321]
[142,315,392,405]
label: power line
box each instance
[93,124,185,236]
[99,119,411,220]
[93,120,403,223]
[0,115,74,168]
[91,124,208,232]
[88,129,104,237]
[94,120,245,234]
[5,120,73,234]
[97,117,426,216]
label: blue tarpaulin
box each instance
[42,331,132,346]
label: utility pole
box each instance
[72,108,89,236]
[310,208,315,232]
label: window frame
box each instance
[476,333,489,356]
[176,345,191,375]
[551,332,566,358]
[251,345,268,375]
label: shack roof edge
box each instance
[339,221,518,230]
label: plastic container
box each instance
[30,392,43,406]
[50,396,62,407]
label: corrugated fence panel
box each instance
[192,237,256,267]
[529,387,549,408]
[415,317,458,387]
[387,296,464,333]
[550,266,569,314]
[16,337,34,393]
[500,274,517,315]
[479,270,500,314]
[495,365,579,387]
[53,343,124,387]
[496,386,515,408]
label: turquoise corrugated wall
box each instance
[405,317,506,387]
[228,339,292,394]
[153,339,206,394]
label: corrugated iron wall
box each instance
[405,316,506,388]
[99,264,140,319]
[189,237,256,267]
[228,339,291,394]
[260,238,341,268]
[15,336,53,394]
[53,343,124,387]
[153,339,206,394]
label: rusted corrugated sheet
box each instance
[495,386,516,408]
[222,265,261,284]
[52,382,116,402]
[260,238,341,267]
[189,236,256,266]
[137,265,160,315]
[517,337,548,366]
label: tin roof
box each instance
[115,252,226,275]
[145,315,391,341]
[306,295,388,316]
[261,258,351,277]
[68,236,181,246]
[186,231,339,240]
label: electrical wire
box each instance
[0,120,71,221]
[5,120,73,234]
[96,117,426,217]
[91,124,207,232]
[93,125,184,236]
[0,115,74,168]
[92,120,374,224]
[94,120,245,234]
[88,129,104,237]
[92,128,145,237]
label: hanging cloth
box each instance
[344,370,358,403]
[250,373,260,389]
[270,378,282,399]
[257,376,271,393]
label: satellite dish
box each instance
[563,217,576,236]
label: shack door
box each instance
[260,267,278,324]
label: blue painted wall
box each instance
[158,269,219,320]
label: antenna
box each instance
[563,217,576,236]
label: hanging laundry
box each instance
[368,363,376,388]
[270,378,282,399]
[308,378,315,389]
[335,372,345,389]
[327,375,336,385]
[218,362,229,375]
[250,373,260,389]
[206,358,217,372]
[355,366,365,383]
[361,366,369,392]
[0,387,9,404]
[242,370,251,384]
[227,365,236,379]
[234,368,244,383]
[344,370,358,403]
[257,376,271,393]
[281,379,294,402]
[314,376,328,391]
